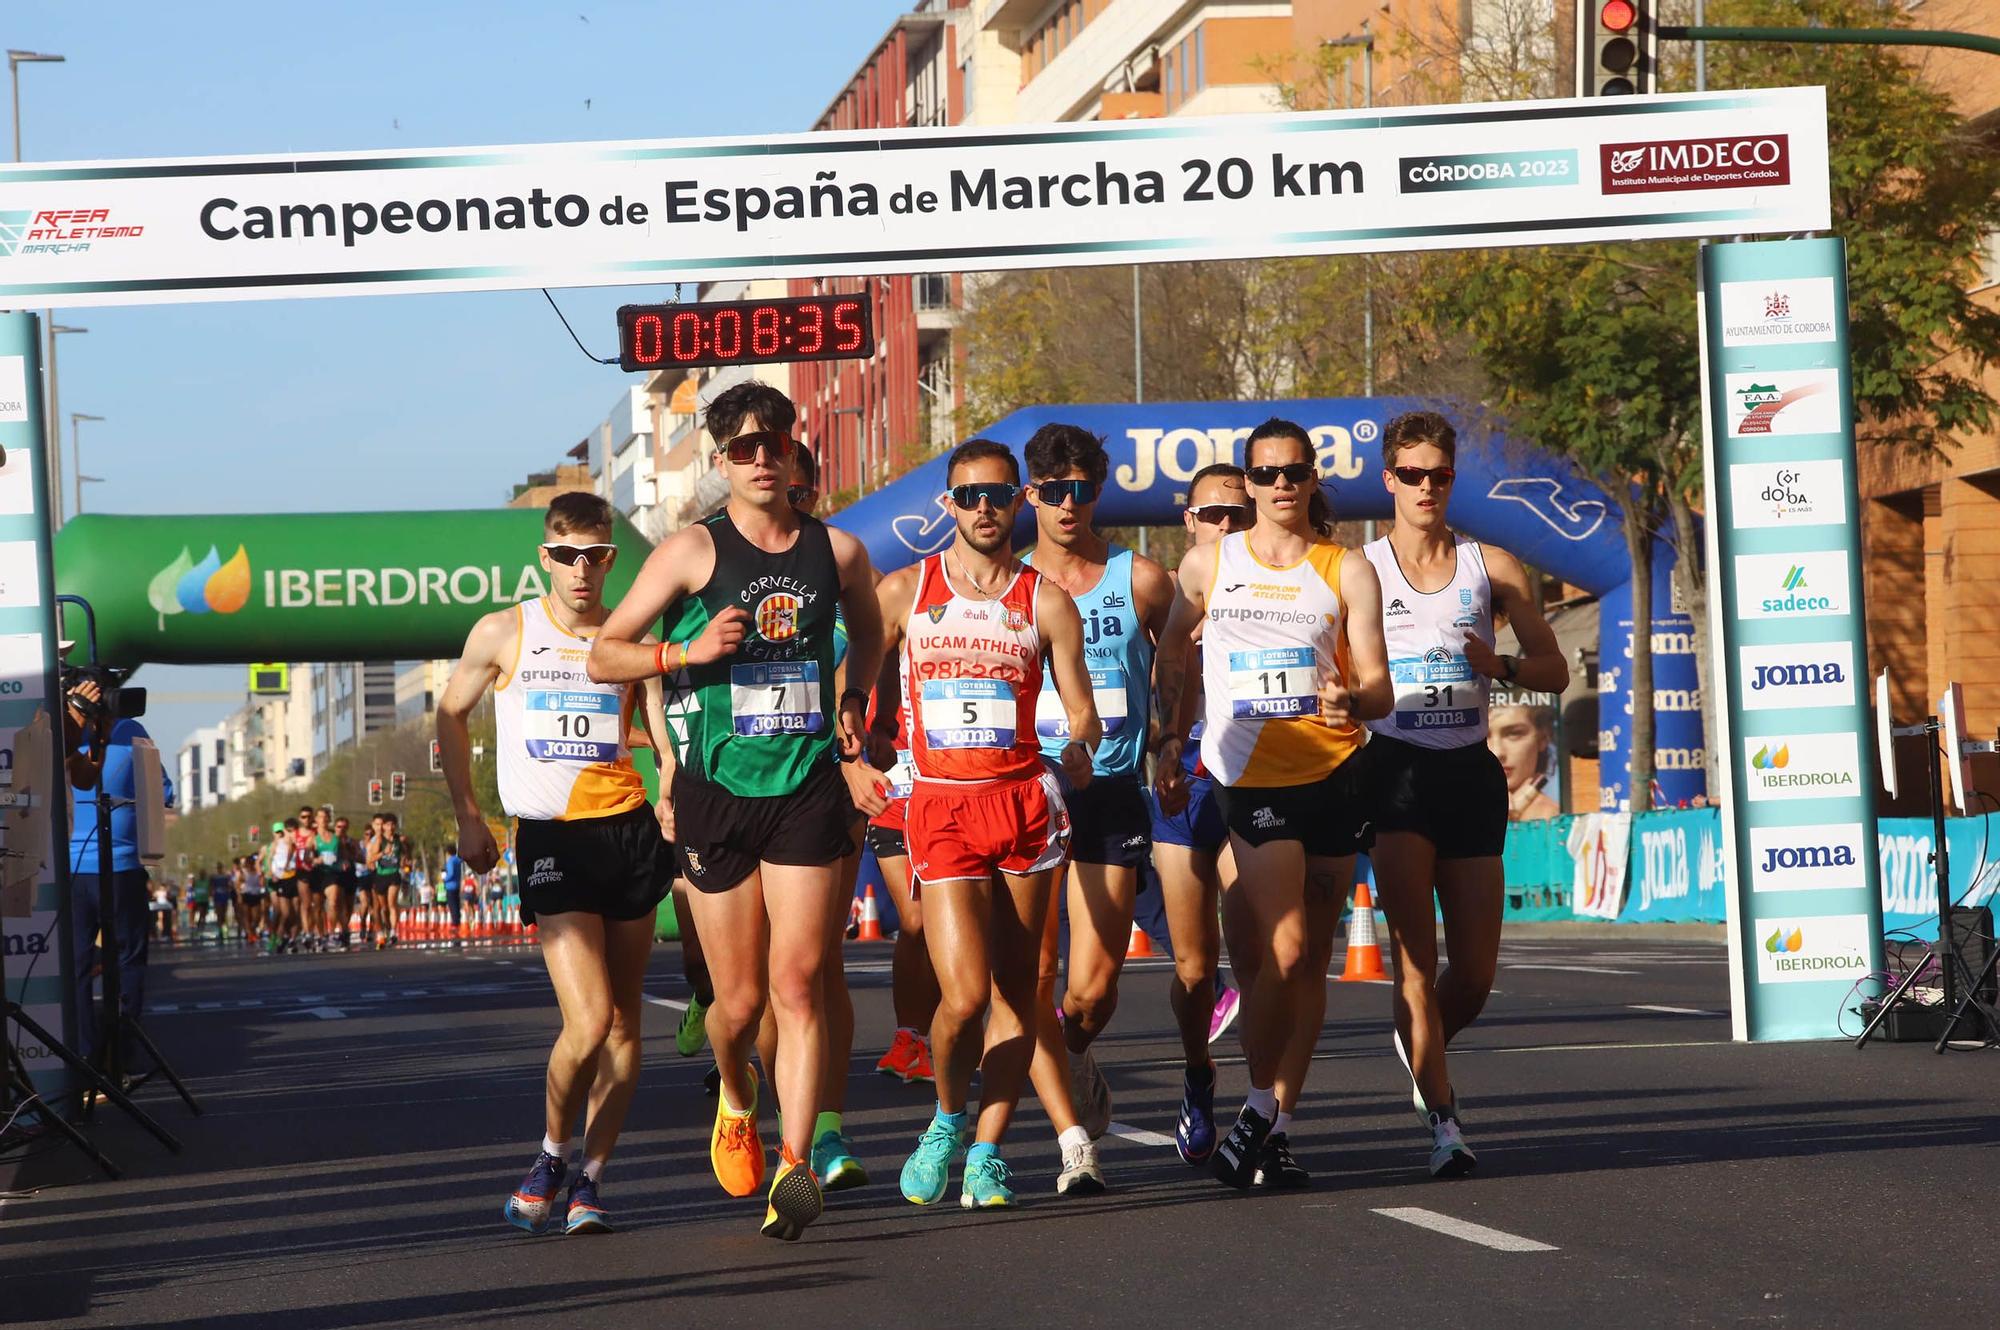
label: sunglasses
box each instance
[787,484,817,508]
[1245,462,1316,487]
[1392,465,1456,488]
[949,482,1021,510]
[1188,503,1250,526]
[724,429,795,464]
[1032,478,1099,506]
[541,542,616,567]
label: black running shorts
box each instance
[672,760,856,893]
[516,804,675,925]
[864,821,908,861]
[1216,757,1371,858]
[1357,733,1508,860]
[1060,772,1153,869]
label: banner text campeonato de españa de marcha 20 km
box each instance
[0,88,1829,308]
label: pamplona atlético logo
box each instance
[148,545,252,629]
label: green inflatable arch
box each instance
[53,510,653,667]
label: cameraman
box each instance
[63,677,174,1070]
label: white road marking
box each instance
[1371,1207,1557,1252]
[305,1007,347,1020]
[197,1002,223,1010]
[357,991,388,999]
[154,1004,179,1013]
[643,995,689,1011]
[1505,964,1639,976]
[1628,1004,1722,1017]
[1106,1121,1174,1148]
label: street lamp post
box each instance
[1321,32,1374,400]
[7,49,64,162]
[48,325,85,525]
[70,412,103,516]
[11,50,70,522]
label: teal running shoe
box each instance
[960,1149,1016,1210]
[899,1115,968,1205]
[675,995,709,1058]
[813,1129,869,1192]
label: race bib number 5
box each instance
[1037,667,1129,738]
[524,689,623,760]
[730,661,823,737]
[1226,647,1316,719]
[921,679,1017,750]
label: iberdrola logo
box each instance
[1765,926,1804,954]
[147,544,252,629]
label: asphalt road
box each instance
[3,928,1996,1328]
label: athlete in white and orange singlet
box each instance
[875,438,1101,1212]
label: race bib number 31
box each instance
[921,679,1017,750]
[1226,647,1316,719]
[730,661,823,737]
[524,689,624,761]
[1038,667,1129,738]
[1388,653,1481,732]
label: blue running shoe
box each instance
[812,1129,869,1192]
[504,1150,567,1234]
[1176,1068,1217,1165]
[900,1114,968,1205]
[960,1148,1015,1210]
[565,1173,613,1234]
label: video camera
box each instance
[60,661,147,725]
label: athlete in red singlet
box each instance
[876,438,1100,1211]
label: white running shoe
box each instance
[1056,1137,1106,1196]
[1067,1046,1113,1140]
[1427,1113,1477,1179]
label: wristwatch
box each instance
[1502,654,1520,683]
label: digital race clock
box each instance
[616,294,874,372]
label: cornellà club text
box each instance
[195,155,1363,247]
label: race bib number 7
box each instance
[1226,647,1316,719]
[921,679,1017,750]
[524,689,623,760]
[730,661,823,737]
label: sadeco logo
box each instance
[1733,550,1848,620]
[147,544,251,629]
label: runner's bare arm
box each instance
[1333,552,1394,724]
[868,566,916,764]
[1471,545,1570,694]
[1153,542,1213,764]
[588,525,720,684]
[829,528,882,758]
[1039,579,1102,786]
[438,608,513,872]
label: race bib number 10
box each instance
[730,662,823,737]
[1226,647,1316,719]
[524,689,624,761]
[921,679,1017,750]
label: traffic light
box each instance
[390,771,407,801]
[1577,0,1653,97]
[429,739,442,773]
[368,778,384,807]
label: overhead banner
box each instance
[0,88,1830,308]
[1698,237,1884,1043]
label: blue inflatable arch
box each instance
[828,398,1703,811]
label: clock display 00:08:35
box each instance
[616,294,873,371]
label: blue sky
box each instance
[8,0,911,755]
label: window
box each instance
[1165,49,1178,109]
[1193,26,1204,94]
[364,691,396,709]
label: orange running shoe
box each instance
[710,1065,766,1197]
[876,1028,916,1078]
[761,1143,823,1242]
[903,1034,935,1085]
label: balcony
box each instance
[916,272,959,337]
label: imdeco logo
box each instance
[1600,135,1790,195]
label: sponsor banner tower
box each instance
[1699,237,1885,1041]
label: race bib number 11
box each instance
[1226,647,1316,719]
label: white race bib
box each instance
[885,750,915,800]
[729,661,823,737]
[920,679,1017,750]
[1038,667,1129,738]
[1388,652,1481,734]
[523,689,623,761]
[1226,647,1316,719]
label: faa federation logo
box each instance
[755,592,801,641]
[148,544,252,629]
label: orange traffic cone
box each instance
[856,886,887,941]
[1126,922,1156,959]
[1339,879,1388,981]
